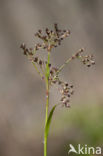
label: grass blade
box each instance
[45,105,57,138]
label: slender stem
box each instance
[52,57,73,82]
[44,83,49,156]
[27,52,44,80]
[44,51,50,156]
[56,57,72,75]
[32,61,44,79]
[54,49,84,78]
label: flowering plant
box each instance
[20,24,95,156]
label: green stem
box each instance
[52,57,73,82]
[44,84,49,156]
[32,61,44,79]
[27,52,44,80]
[55,48,84,76]
[44,51,50,156]
[56,57,72,75]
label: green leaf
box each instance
[45,105,57,138]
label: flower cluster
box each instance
[72,48,95,67]
[81,55,95,67]
[20,43,33,56]
[44,63,74,107]
[34,23,70,51]
[60,82,74,107]
[20,24,95,108]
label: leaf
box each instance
[45,105,57,138]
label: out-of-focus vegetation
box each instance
[49,101,103,156]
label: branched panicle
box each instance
[20,23,95,108]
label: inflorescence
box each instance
[20,24,95,107]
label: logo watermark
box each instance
[68,144,102,155]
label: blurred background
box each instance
[0,0,103,156]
